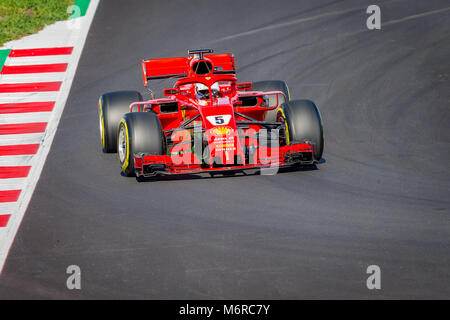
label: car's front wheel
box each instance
[118,112,165,177]
[278,99,324,160]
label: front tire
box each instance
[118,112,165,177]
[98,91,142,153]
[278,100,324,160]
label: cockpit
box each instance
[178,81,235,101]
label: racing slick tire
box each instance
[118,112,165,177]
[252,80,290,122]
[98,91,143,153]
[278,99,324,161]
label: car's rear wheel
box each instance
[278,99,324,160]
[98,91,142,153]
[252,80,290,122]
[118,112,165,177]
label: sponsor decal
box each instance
[212,126,232,136]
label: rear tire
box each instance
[278,100,324,160]
[118,112,165,177]
[98,91,142,153]
[252,80,290,122]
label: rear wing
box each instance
[141,53,235,86]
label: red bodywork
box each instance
[131,50,314,177]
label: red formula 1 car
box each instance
[98,49,323,178]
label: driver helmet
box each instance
[195,83,209,99]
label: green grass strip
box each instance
[0,49,11,73]
[0,0,75,46]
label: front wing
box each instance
[133,142,315,177]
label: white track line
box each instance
[211,0,404,42]
[211,0,448,43]
[383,6,450,26]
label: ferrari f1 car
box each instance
[98,49,324,177]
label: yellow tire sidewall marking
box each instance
[119,118,130,171]
[278,84,290,145]
[277,107,290,145]
[99,97,106,149]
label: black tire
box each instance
[118,112,165,177]
[252,80,290,122]
[278,99,324,160]
[98,91,142,153]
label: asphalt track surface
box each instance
[0,0,449,299]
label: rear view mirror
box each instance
[237,82,252,90]
[260,93,286,109]
[163,88,179,96]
